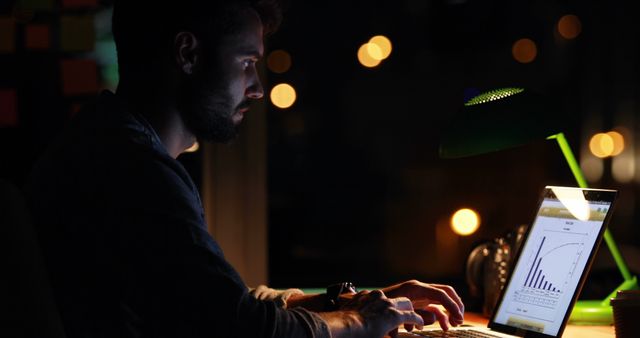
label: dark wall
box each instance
[265,0,640,307]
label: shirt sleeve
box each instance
[109,156,331,338]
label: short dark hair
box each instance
[112,0,282,79]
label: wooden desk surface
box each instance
[452,312,615,338]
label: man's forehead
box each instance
[218,9,264,55]
[221,33,264,56]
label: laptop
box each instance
[400,186,617,338]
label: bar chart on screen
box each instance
[514,233,586,311]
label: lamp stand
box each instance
[548,133,639,325]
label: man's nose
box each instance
[246,80,264,100]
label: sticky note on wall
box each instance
[61,15,95,52]
[25,24,51,50]
[0,89,18,127]
[62,0,98,8]
[60,59,99,95]
[0,17,16,53]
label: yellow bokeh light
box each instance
[599,134,614,155]
[557,14,582,40]
[267,49,292,74]
[357,43,381,68]
[369,35,392,60]
[270,83,297,109]
[589,133,614,158]
[366,42,384,61]
[512,38,537,64]
[607,131,624,156]
[590,131,625,158]
[450,208,481,236]
[185,141,199,153]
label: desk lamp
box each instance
[440,87,639,324]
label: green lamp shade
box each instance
[440,88,566,158]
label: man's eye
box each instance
[243,59,256,68]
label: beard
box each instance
[178,72,242,144]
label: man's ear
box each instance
[175,31,200,75]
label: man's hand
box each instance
[381,280,465,332]
[287,280,465,336]
[318,290,424,338]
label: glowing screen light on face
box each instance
[184,141,199,153]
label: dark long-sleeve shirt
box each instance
[26,91,330,338]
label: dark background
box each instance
[2,0,639,312]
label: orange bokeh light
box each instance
[557,14,582,40]
[267,49,292,74]
[512,38,537,64]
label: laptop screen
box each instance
[490,186,616,337]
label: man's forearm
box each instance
[286,293,327,312]
[287,292,357,312]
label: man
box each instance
[27,0,464,337]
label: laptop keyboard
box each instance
[409,328,504,338]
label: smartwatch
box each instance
[325,282,357,311]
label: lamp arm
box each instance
[548,133,634,283]
[550,133,589,188]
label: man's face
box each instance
[179,8,265,143]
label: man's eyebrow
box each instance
[237,48,263,58]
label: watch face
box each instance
[326,283,357,311]
[328,282,357,295]
[346,282,357,293]
[340,282,357,294]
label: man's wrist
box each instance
[325,282,357,311]
[316,310,363,338]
